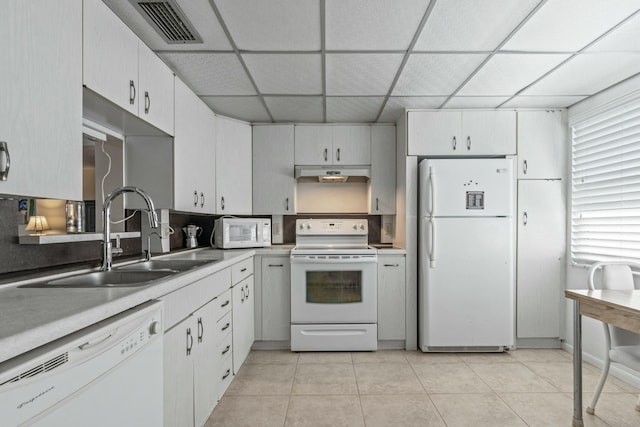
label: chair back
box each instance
[588,261,640,347]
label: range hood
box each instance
[295,166,371,183]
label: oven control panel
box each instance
[296,219,368,235]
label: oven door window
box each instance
[306,271,362,303]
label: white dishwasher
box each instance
[0,300,163,427]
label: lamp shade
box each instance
[25,216,50,234]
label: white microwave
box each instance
[214,218,271,249]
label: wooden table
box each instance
[565,289,640,427]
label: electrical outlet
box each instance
[384,223,392,235]
[273,223,281,235]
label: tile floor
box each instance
[206,349,640,427]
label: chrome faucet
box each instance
[102,186,159,271]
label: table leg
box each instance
[573,299,584,427]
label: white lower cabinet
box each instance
[377,254,406,341]
[161,267,237,427]
[260,256,291,341]
[232,277,255,373]
[516,180,565,339]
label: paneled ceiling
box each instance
[103,0,640,123]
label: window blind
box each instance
[571,100,640,264]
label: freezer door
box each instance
[419,216,515,349]
[419,158,514,217]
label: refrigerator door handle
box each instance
[428,166,435,216]
[429,217,436,268]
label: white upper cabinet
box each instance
[408,110,516,156]
[0,0,82,200]
[138,43,175,135]
[216,116,253,214]
[369,126,396,215]
[294,125,371,165]
[517,110,566,180]
[174,78,216,213]
[253,125,295,215]
[83,0,174,135]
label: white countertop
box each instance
[0,248,254,364]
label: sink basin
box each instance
[116,259,214,273]
[20,270,174,289]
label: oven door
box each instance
[290,255,377,324]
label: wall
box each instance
[564,74,640,388]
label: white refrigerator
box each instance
[418,158,515,352]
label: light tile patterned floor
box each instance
[205,349,640,427]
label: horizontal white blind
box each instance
[571,100,640,264]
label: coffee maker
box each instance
[183,225,202,248]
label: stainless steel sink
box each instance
[116,259,214,273]
[20,270,174,288]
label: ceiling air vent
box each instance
[131,0,202,44]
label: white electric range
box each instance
[290,219,378,351]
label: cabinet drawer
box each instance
[160,268,231,329]
[213,289,232,322]
[215,311,233,342]
[231,258,253,284]
[216,331,233,363]
[217,352,234,400]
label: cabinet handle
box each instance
[336,148,341,162]
[222,369,231,380]
[245,284,250,299]
[197,317,204,343]
[221,322,230,332]
[241,267,247,272]
[323,148,328,162]
[221,300,230,308]
[200,192,205,208]
[0,141,10,181]
[523,160,528,175]
[129,80,136,105]
[383,264,400,267]
[186,327,193,356]
[241,287,245,302]
[193,190,198,207]
[221,344,231,355]
[466,136,471,150]
[376,197,379,211]
[144,91,150,114]
[268,264,284,267]
[221,196,225,210]
[523,211,528,226]
[452,136,457,150]
[285,197,289,211]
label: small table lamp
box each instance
[25,216,50,235]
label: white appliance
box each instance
[0,301,163,426]
[419,158,515,352]
[214,217,271,249]
[290,219,378,351]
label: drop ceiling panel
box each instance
[523,52,640,96]
[414,0,539,51]
[502,0,640,51]
[214,0,321,50]
[458,53,570,95]
[242,54,322,94]
[103,0,232,50]
[325,0,430,50]
[502,95,587,108]
[159,53,256,95]
[326,97,385,122]
[378,96,447,122]
[201,96,271,122]
[264,96,324,122]
[326,54,404,96]
[587,12,640,52]
[393,54,488,96]
[444,97,511,109]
